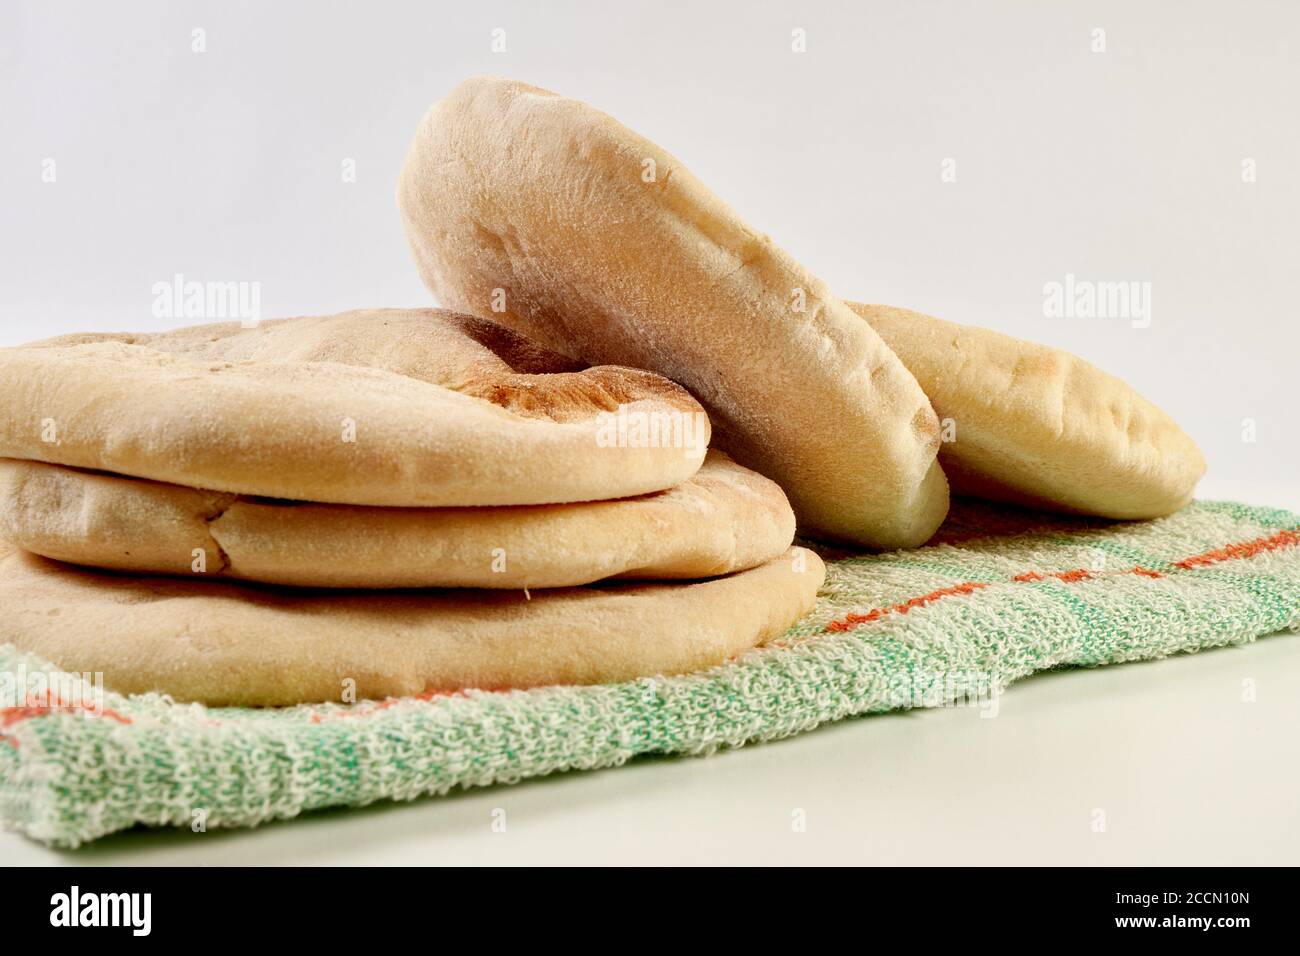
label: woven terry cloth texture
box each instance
[2,498,1299,847]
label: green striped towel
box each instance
[3,498,1298,848]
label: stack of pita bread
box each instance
[0,310,823,705]
[0,74,1207,709]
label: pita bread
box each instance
[397,76,948,549]
[0,309,709,507]
[848,303,1206,518]
[0,449,795,588]
[0,542,824,706]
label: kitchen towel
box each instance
[3,498,1298,847]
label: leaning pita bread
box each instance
[847,303,1206,518]
[0,541,824,707]
[0,450,795,588]
[0,309,709,507]
[398,76,948,549]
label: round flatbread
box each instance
[398,76,948,549]
[0,449,795,588]
[0,309,710,507]
[0,542,825,706]
[848,303,1206,518]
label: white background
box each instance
[2,1,1297,864]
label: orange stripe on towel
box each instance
[821,527,1298,635]
[825,582,989,632]
[1172,528,1300,571]
[0,693,131,748]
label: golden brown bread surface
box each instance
[398,76,949,549]
[848,303,1206,518]
[0,450,795,588]
[0,308,710,506]
[0,541,825,706]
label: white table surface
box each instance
[5,478,1298,866]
